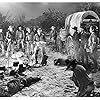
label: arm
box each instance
[22,30,25,41]
[6,32,8,39]
[15,31,18,40]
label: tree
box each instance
[0,11,11,36]
[25,8,67,32]
[40,8,67,32]
[13,13,26,27]
[76,3,100,18]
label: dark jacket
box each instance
[34,33,45,42]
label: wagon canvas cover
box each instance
[65,11,99,36]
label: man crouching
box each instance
[65,59,94,97]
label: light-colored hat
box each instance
[60,28,66,31]
[26,27,30,33]
[18,26,22,30]
[37,28,42,33]
[38,28,42,30]
[0,29,2,33]
[50,26,55,30]
[8,26,13,31]
[72,26,78,30]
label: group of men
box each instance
[71,25,99,71]
[0,25,58,66]
[55,24,99,71]
[0,23,99,97]
[62,25,99,96]
[0,26,40,63]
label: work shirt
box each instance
[0,32,4,41]
[6,31,13,40]
[50,30,57,40]
[88,32,97,53]
[34,33,45,42]
[16,30,24,40]
[30,31,37,41]
[25,32,31,42]
[73,31,80,41]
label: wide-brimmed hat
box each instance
[38,28,42,30]
[65,59,77,71]
[60,28,66,31]
[90,25,98,32]
[26,27,31,33]
[8,26,13,31]
[37,28,42,33]
[72,26,78,30]
[50,26,55,29]
[0,29,2,33]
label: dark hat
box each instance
[92,25,98,30]
[72,26,78,30]
[19,64,23,68]
[65,59,77,71]
[50,26,55,29]
[18,25,22,28]
[13,62,19,67]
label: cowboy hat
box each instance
[8,26,13,31]
[65,59,77,71]
[37,28,42,33]
[26,27,31,33]
[50,26,55,29]
[38,28,42,30]
[0,29,2,33]
[72,26,78,30]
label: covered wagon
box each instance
[64,11,100,62]
[65,10,100,37]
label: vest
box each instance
[34,33,45,42]
[73,31,80,41]
[26,33,31,41]
[51,30,57,40]
[7,31,12,39]
[16,30,24,40]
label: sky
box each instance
[0,2,99,21]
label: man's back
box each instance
[74,65,91,85]
[72,64,93,96]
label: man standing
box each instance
[65,59,94,97]
[6,26,14,57]
[87,25,98,70]
[25,27,31,56]
[50,26,57,44]
[0,29,5,56]
[30,26,37,54]
[16,25,24,50]
[72,26,80,61]
[30,26,37,42]
[31,28,46,65]
[80,28,89,67]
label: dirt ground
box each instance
[9,48,78,97]
[2,46,100,97]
